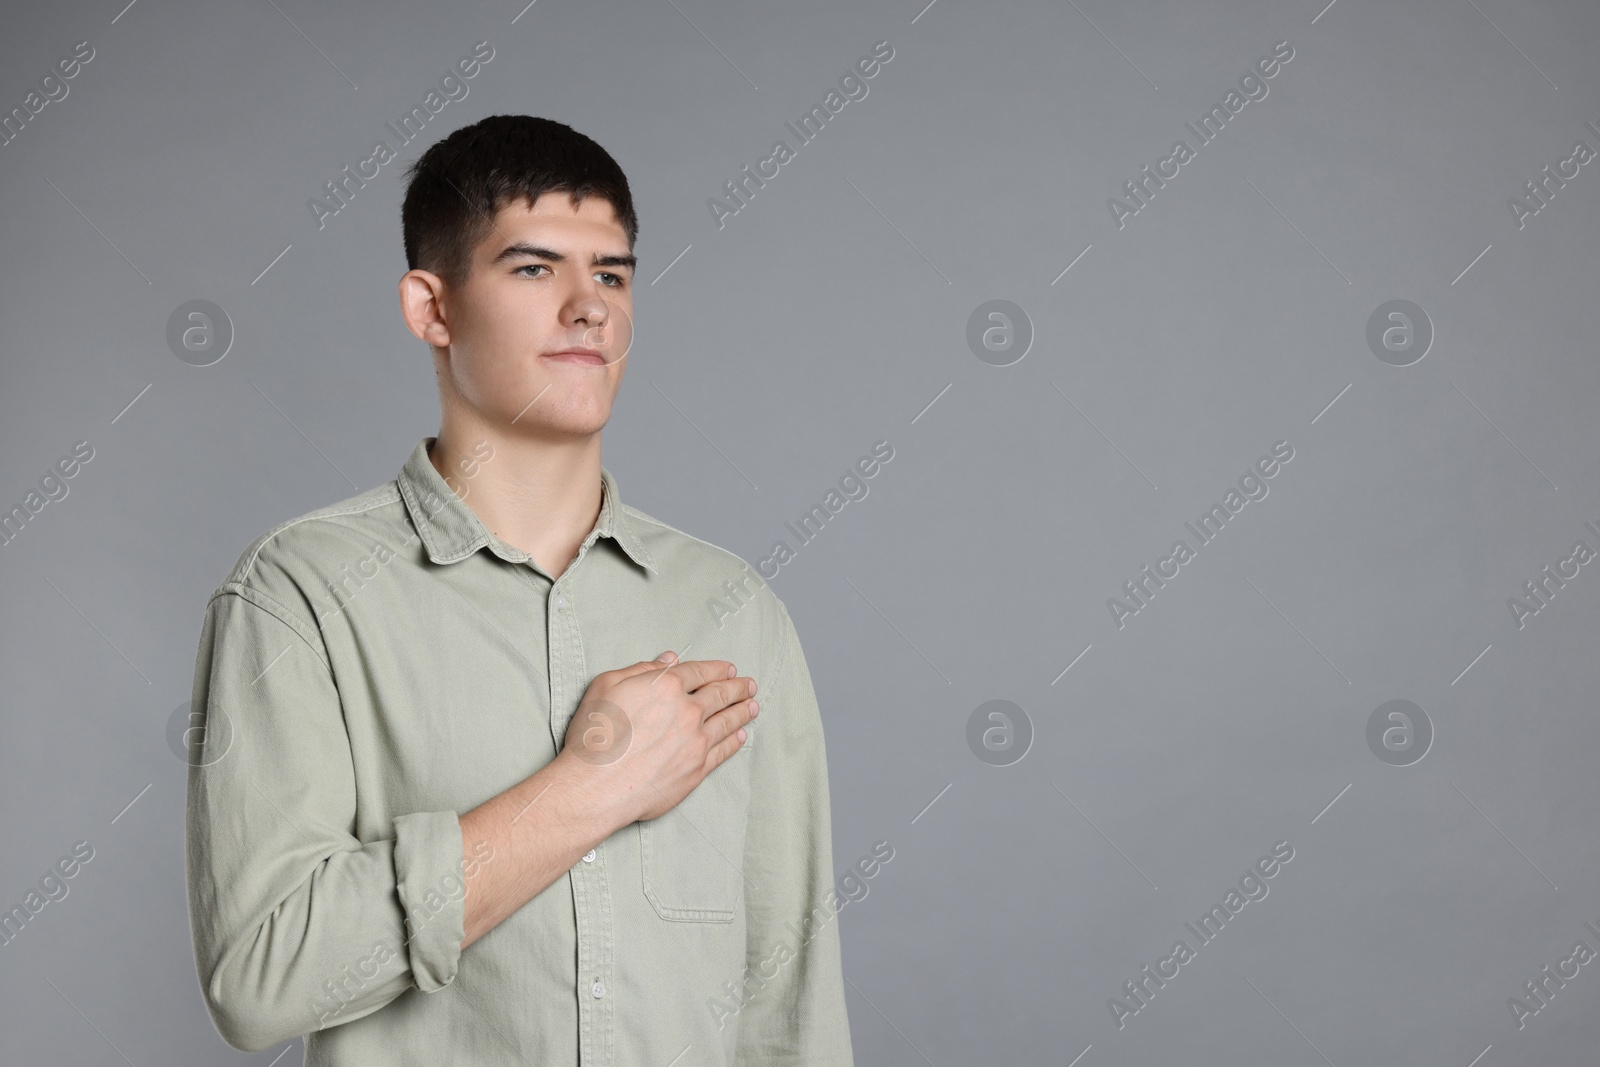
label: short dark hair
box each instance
[400,114,638,289]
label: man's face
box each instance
[427,190,635,440]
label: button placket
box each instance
[553,569,610,1064]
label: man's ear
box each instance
[399,268,451,348]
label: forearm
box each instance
[459,752,633,949]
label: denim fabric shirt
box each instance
[183,437,854,1065]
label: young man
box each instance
[184,114,854,1065]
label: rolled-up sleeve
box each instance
[736,600,855,1065]
[184,586,466,1052]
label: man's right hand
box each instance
[558,652,759,826]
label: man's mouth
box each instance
[540,348,607,366]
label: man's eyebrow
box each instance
[491,242,636,271]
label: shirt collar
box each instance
[396,436,657,574]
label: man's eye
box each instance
[597,272,626,287]
[516,264,550,277]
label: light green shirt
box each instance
[184,437,854,1065]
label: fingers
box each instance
[686,676,755,720]
[704,713,752,771]
[708,698,758,765]
[649,658,738,693]
[606,651,682,683]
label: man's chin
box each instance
[503,409,614,438]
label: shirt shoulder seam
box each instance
[237,485,402,584]
[769,595,796,687]
[207,584,334,675]
[621,504,768,581]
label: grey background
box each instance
[1,0,1597,1063]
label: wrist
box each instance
[546,749,635,841]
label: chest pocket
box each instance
[638,738,753,922]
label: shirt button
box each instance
[556,594,568,607]
[591,979,606,998]
[582,849,596,862]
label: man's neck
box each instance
[427,426,604,579]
